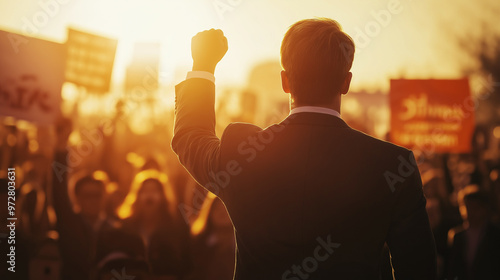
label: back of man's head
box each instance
[281,18,355,105]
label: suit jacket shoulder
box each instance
[221,122,263,146]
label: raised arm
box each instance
[51,118,78,224]
[171,29,228,196]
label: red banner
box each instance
[390,79,475,153]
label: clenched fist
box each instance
[191,29,228,74]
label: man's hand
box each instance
[191,29,228,74]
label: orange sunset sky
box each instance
[0,0,498,92]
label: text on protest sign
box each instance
[65,28,117,93]
[390,79,475,153]
[0,29,65,124]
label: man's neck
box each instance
[289,105,342,119]
[291,102,341,114]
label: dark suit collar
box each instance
[280,112,350,128]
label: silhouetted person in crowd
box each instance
[53,171,114,280]
[188,193,235,280]
[117,170,191,279]
[448,186,500,279]
[52,118,114,280]
[491,168,500,225]
[172,18,437,279]
[95,228,150,280]
[426,197,452,279]
[0,178,29,280]
[17,154,53,241]
[96,257,150,280]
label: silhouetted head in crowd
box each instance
[464,191,492,228]
[97,256,150,280]
[141,157,161,171]
[280,18,354,108]
[23,153,50,185]
[134,178,168,219]
[95,228,146,270]
[458,185,492,228]
[74,175,106,221]
[118,169,176,223]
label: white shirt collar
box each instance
[289,106,341,119]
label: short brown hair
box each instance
[281,18,355,105]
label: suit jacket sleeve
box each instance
[171,78,225,197]
[386,151,438,280]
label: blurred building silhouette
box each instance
[246,61,289,126]
[124,42,160,94]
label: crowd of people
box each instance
[1,95,500,280]
[0,110,236,280]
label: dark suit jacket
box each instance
[172,78,437,280]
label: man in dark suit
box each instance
[172,18,437,280]
[448,188,500,279]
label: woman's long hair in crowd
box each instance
[117,169,177,223]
